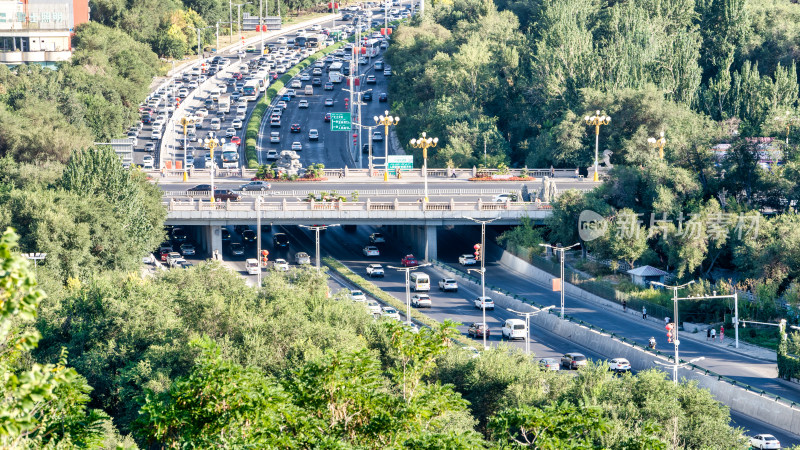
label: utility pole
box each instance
[229,0,234,42]
[234,3,250,50]
[299,225,340,271]
[507,306,555,355]
[651,280,695,385]
[389,263,432,324]
[464,216,500,349]
[216,22,220,52]
[538,242,580,319]
[256,197,262,287]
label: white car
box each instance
[411,294,431,308]
[151,129,162,140]
[300,73,311,81]
[366,300,381,315]
[492,193,515,203]
[290,79,302,88]
[749,434,781,449]
[270,132,280,143]
[501,318,527,340]
[169,257,187,268]
[291,141,302,151]
[608,358,631,373]
[266,149,279,159]
[232,119,243,129]
[438,278,458,292]
[142,155,154,169]
[381,306,401,321]
[474,296,495,311]
[298,99,309,108]
[350,290,367,302]
[459,254,477,265]
[273,259,289,271]
[277,37,287,44]
[225,127,237,138]
[295,252,311,265]
[308,129,319,141]
[366,264,384,277]
[363,246,380,257]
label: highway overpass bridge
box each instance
[163,196,552,261]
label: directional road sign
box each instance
[387,155,413,174]
[330,112,351,131]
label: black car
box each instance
[379,92,388,102]
[290,123,301,133]
[273,233,289,248]
[229,242,245,256]
[171,227,188,243]
[188,184,212,192]
[363,91,372,101]
[242,229,256,243]
[221,228,231,242]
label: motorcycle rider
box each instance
[648,336,656,349]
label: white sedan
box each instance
[366,300,381,315]
[749,434,781,449]
[291,141,302,151]
[350,290,367,302]
[474,296,495,311]
[608,358,631,373]
[459,254,477,265]
[300,73,311,81]
[272,259,289,271]
[299,99,309,108]
[382,306,401,321]
[232,119,243,129]
[362,246,380,257]
[411,294,431,308]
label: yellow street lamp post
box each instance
[585,110,611,182]
[180,115,199,182]
[777,112,798,145]
[375,110,399,181]
[409,132,438,202]
[648,131,666,160]
[203,136,225,202]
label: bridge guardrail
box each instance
[162,188,534,197]
[162,198,552,212]
[430,259,800,411]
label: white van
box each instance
[304,85,314,96]
[501,319,527,341]
[410,272,430,292]
[245,258,260,275]
[210,118,221,130]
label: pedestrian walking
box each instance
[550,165,555,177]
[720,325,725,342]
[642,306,647,319]
[710,328,716,340]
[622,300,627,312]
[707,328,711,341]
[574,168,579,179]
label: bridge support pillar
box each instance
[424,225,437,261]
[203,225,224,261]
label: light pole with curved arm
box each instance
[585,110,611,182]
[507,305,555,355]
[409,132,438,202]
[203,136,225,202]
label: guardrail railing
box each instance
[429,259,800,410]
[146,167,597,180]
[162,198,552,212]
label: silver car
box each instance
[295,252,311,265]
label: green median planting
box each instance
[323,257,476,349]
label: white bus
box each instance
[411,272,430,292]
[364,39,381,57]
[221,143,239,169]
[243,80,260,101]
[245,258,260,275]
[328,61,343,73]
[218,94,231,113]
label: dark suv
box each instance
[273,233,289,248]
[214,189,241,202]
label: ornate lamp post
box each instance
[375,111,399,180]
[409,132,438,202]
[203,136,225,202]
[584,110,611,182]
[648,131,667,160]
[180,115,200,182]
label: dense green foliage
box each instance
[387,0,799,169]
[0,148,165,280]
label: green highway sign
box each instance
[387,155,413,174]
[330,112,351,131]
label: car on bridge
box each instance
[411,294,431,308]
[467,322,490,338]
[366,75,376,84]
[379,92,388,102]
[474,296,494,311]
[366,264,384,277]
[299,99,309,108]
[324,98,334,106]
[213,189,241,202]
[270,132,280,143]
[401,254,418,267]
[560,353,587,370]
[438,278,458,292]
[240,181,272,191]
[369,232,385,244]
[749,434,781,449]
[363,91,372,101]
[291,123,302,133]
[266,149,279,160]
[291,141,303,151]
[363,245,380,257]
[459,254,476,265]
[309,129,319,141]
[372,131,383,141]
[324,113,331,122]
[230,136,242,146]
[324,82,334,90]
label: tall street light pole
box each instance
[681,290,741,349]
[507,305,555,355]
[234,2,251,50]
[584,110,611,182]
[375,110,399,179]
[409,131,438,202]
[538,242,580,319]
[299,224,340,271]
[21,253,47,272]
[354,122,379,174]
[255,197,263,286]
[389,263,431,324]
[464,216,499,349]
[648,130,666,160]
[203,137,224,202]
[651,280,695,385]
[180,115,199,182]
